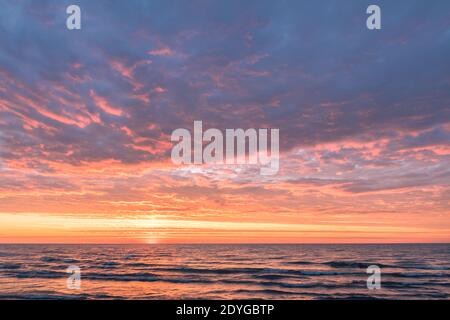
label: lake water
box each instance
[0,244,449,299]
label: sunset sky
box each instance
[0,0,449,243]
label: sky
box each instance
[0,0,449,243]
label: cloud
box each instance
[0,1,449,237]
[148,47,173,57]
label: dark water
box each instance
[0,244,449,299]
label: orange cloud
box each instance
[148,47,173,56]
[90,89,125,117]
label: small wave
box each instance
[326,260,450,271]
[0,252,15,257]
[0,263,22,270]
[77,271,215,285]
[0,293,115,300]
[15,270,66,279]
[230,288,301,296]
[154,266,269,274]
[41,257,79,264]
[325,261,393,269]
[275,269,360,276]
[284,261,315,265]
[251,280,352,290]
[153,266,361,277]
[388,272,450,279]
[83,272,159,282]
[319,294,382,300]
[96,261,120,269]
[401,265,450,271]
[124,262,151,267]
[253,274,299,280]
[123,254,139,260]
[380,280,450,288]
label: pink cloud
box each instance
[89,90,124,117]
[148,47,173,56]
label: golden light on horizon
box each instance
[1,212,449,244]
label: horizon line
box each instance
[1,242,449,245]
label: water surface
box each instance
[0,244,449,299]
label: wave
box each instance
[400,265,450,271]
[387,272,450,279]
[0,252,16,257]
[252,273,300,280]
[284,261,315,265]
[325,261,392,269]
[150,266,360,277]
[96,261,120,269]
[5,269,215,285]
[0,293,115,300]
[324,260,450,271]
[0,263,22,270]
[230,288,302,296]
[41,256,80,264]
[13,270,66,279]
[79,272,216,284]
